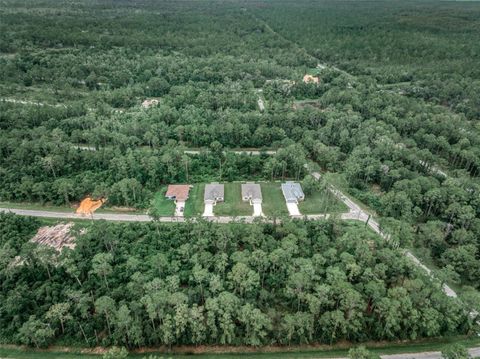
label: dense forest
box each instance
[0,213,473,347]
[1,0,480,348]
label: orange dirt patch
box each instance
[76,197,105,215]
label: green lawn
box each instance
[215,183,252,216]
[1,336,479,358]
[0,201,75,212]
[298,188,348,214]
[150,187,176,216]
[184,183,205,217]
[260,182,288,216]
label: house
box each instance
[204,183,224,204]
[165,184,190,202]
[241,183,262,204]
[281,182,305,203]
[303,74,319,84]
[142,99,159,109]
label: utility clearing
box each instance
[31,222,78,250]
[76,197,105,215]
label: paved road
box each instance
[379,347,480,359]
[0,207,331,224]
[0,171,470,306]
[310,171,459,299]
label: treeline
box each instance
[253,0,480,120]
[0,213,473,348]
[1,0,480,293]
[0,135,305,208]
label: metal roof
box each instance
[204,183,224,201]
[241,183,262,201]
[281,182,305,203]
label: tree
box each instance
[441,344,471,359]
[103,347,128,359]
[227,263,259,297]
[348,346,381,359]
[18,316,55,348]
[91,253,113,288]
[302,174,320,195]
[95,296,116,337]
[46,303,72,334]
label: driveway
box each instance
[202,203,214,217]
[253,202,263,217]
[174,201,185,217]
[286,202,301,216]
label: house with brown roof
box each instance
[165,185,190,202]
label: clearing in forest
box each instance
[31,222,78,250]
[76,197,105,215]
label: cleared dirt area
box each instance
[31,222,78,251]
[76,197,105,215]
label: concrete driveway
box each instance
[253,202,263,217]
[202,202,214,217]
[175,201,185,217]
[286,202,301,216]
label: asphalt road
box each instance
[0,170,471,312]
[381,347,480,359]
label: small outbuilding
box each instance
[281,182,305,204]
[165,185,190,202]
[204,183,224,204]
[241,183,262,204]
[303,74,320,84]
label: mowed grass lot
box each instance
[260,182,288,216]
[299,188,348,214]
[184,183,205,217]
[151,187,175,216]
[215,183,252,216]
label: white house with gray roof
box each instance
[281,182,305,204]
[241,183,262,204]
[204,183,224,204]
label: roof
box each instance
[204,183,224,201]
[303,74,319,84]
[241,183,262,201]
[165,185,190,201]
[281,182,304,202]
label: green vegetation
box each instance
[298,188,346,214]
[214,183,252,216]
[1,336,480,358]
[183,184,205,218]
[259,183,288,217]
[0,213,474,348]
[150,188,175,217]
[1,0,480,351]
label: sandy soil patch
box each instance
[76,197,105,215]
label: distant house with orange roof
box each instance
[165,185,190,202]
